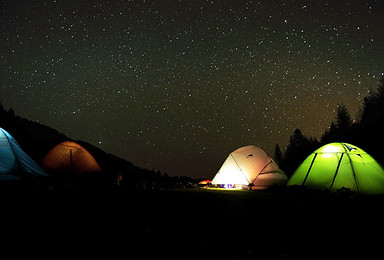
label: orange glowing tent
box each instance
[199,180,212,185]
[41,141,101,174]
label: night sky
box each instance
[1,0,384,178]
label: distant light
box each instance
[223,184,233,189]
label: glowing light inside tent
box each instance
[321,144,341,158]
[211,145,288,190]
[288,142,384,195]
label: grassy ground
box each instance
[2,186,384,259]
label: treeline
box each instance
[275,74,384,177]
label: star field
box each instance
[1,0,384,178]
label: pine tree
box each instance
[273,143,283,165]
[361,74,384,124]
[377,74,384,98]
[334,104,352,132]
[281,129,309,177]
[285,128,308,155]
[321,121,337,144]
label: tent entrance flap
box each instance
[230,154,250,184]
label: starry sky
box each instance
[1,0,384,178]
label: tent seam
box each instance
[230,153,250,184]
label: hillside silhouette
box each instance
[0,101,194,189]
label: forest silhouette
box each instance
[276,74,384,177]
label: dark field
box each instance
[2,186,384,259]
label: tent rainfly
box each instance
[41,141,101,174]
[287,142,384,194]
[0,127,47,180]
[211,145,287,190]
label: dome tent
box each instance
[0,127,47,180]
[287,142,384,194]
[211,145,287,190]
[41,141,101,174]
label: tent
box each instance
[41,141,101,174]
[287,142,384,194]
[198,179,211,187]
[211,145,287,190]
[0,127,47,180]
[199,180,212,185]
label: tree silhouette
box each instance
[335,104,353,132]
[320,104,353,143]
[361,74,384,125]
[285,129,308,156]
[273,143,283,166]
[320,121,338,144]
[280,72,384,179]
[280,129,319,177]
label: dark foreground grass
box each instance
[2,186,384,259]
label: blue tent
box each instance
[0,128,47,180]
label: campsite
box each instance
[2,98,384,258]
[2,0,384,258]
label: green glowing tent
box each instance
[287,142,384,194]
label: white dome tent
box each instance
[212,145,287,190]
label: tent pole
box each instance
[70,149,74,171]
[341,144,360,193]
[3,132,24,175]
[252,160,272,186]
[302,153,317,186]
[330,153,344,189]
[345,153,360,193]
[2,130,23,174]
[230,154,250,184]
